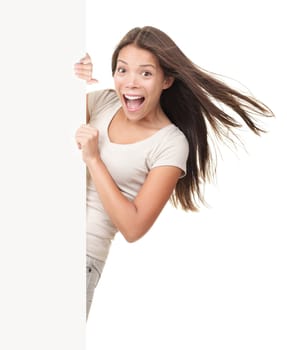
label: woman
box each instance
[74,26,274,318]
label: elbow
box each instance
[125,235,138,243]
[120,227,148,243]
[117,210,152,243]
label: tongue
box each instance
[126,98,143,110]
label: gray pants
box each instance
[86,255,105,319]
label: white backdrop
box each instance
[3,1,285,349]
[85,1,287,349]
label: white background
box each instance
[0,1,286,349]
[86,1,287,350]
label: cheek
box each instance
[113,75,119,85]
[149,82,165,98]
[113,77,122,93]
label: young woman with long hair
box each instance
[74,26,274,319]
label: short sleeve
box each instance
[148,127,189,178]
[87,89,118,123]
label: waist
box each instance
[86,232,115,261]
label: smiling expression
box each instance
[113,44,173,123]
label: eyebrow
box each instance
[117,59,156,69]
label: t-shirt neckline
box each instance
[106,105,175,146]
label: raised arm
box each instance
[75,125,182,242]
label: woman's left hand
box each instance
[75,124,100,163]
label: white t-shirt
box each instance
[86,89,189,261]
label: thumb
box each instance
[87,78,99,84]
[79,53,91,64]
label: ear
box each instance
[163,76,174,90]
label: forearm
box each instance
[86,158,145,242]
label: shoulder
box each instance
[157,125,189,153]
[148,124,189,176]
[87,89,119,116]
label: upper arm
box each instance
[131,165,182,239]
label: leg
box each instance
[86,255,105,320]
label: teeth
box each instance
[124,94,143,100]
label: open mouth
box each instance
[123,94,145,111]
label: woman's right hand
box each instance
[75,124,101,163]
[74,53,98,84]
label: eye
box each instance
[142,71,152,77]
[117,67,126,74]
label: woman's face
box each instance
[113,44,172,123]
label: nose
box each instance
[124,72,140,88]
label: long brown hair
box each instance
[111,26,274,211]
